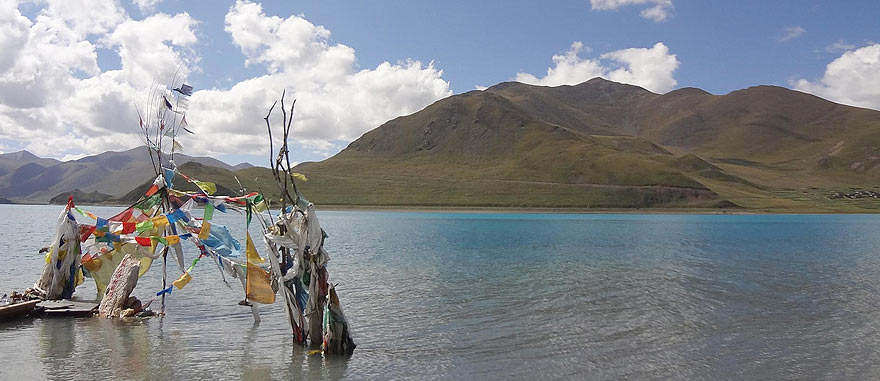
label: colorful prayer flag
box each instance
[245,232,264,264]
[198,221,212,240]
[165,235,181,246]
[173,272,192,289]
[246,262,275,304]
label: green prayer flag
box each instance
[204,202,214,221]
[136,220,154,233]
[136,194,161,211]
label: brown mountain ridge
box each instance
[5,78,880,211]
[290,78,880,210]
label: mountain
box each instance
[0,150,60,178]
[285,78,880,210]
[232,162,256,171]
[4,78,880,211]
[288,84,727,208]
[0,147,255,203]
[49,189,115,205]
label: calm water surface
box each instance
[2,205,880,379]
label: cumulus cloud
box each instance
[181,0,451,156]
[132,0,162,14]
[590,0,674,22]
[778,26,806,42]
[515,41,679,93]
[792,43,880,110]
[0,0,197,158]
[0,0,450,161]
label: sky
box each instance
[0,0,878,167]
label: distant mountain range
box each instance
[3,78,880,211]
[0,147,256,203]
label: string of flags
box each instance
[70,165,271,301]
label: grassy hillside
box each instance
[14,78,880,211]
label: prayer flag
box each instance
[166,235,180,246]
[203,202,214,221]
[163,168,175,188]
[80,225,96,242]
[173,84,193,96]
[198,221,212,240]
[194,181,216,195]
[156,286,173,296]
[245,232,264,264]
[145,175,163,197]
[246,262,275,304]
[150,215,169,228]
[136,220,153,233]
[173,272,192,289]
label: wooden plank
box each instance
[0,300,41,321]
[38,300,98,317]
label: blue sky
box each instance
[146,0,878,94]
[1,0,879,166]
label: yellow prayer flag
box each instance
[245,232,265,264]
[166,235,180,246]
[246,262,275,304]
[151,215,169,228]
[173,272,192,289]
[194,181,217,195]
[198,221,212,240]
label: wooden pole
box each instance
[160,246,168,315]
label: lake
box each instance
[2,205,880,379]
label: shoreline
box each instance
[5,202,878,215]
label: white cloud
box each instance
[793,43,880,110]
[590,0,674,22]
[132,0,162,14]
[180,0,451,157]
[515,41,679,93]
[0,0,198,158]
[107,13,198,88]
[824,40,856,54]
[0,0,450,161]
[779,26,806,42]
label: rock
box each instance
[98,254,141,318]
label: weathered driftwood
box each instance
[98,254,141,318]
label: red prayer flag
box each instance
[80,225,96,242]
[121,222,136,234]
[110,207,134,223]
[135,236,152,246]
[145,184,159,197]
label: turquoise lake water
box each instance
[2,205,880,379]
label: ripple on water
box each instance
[3,208,880,379]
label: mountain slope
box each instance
[287,79,880,210]
[0,147,261,202]
[6,78,880,211]
[290,88,732,208]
